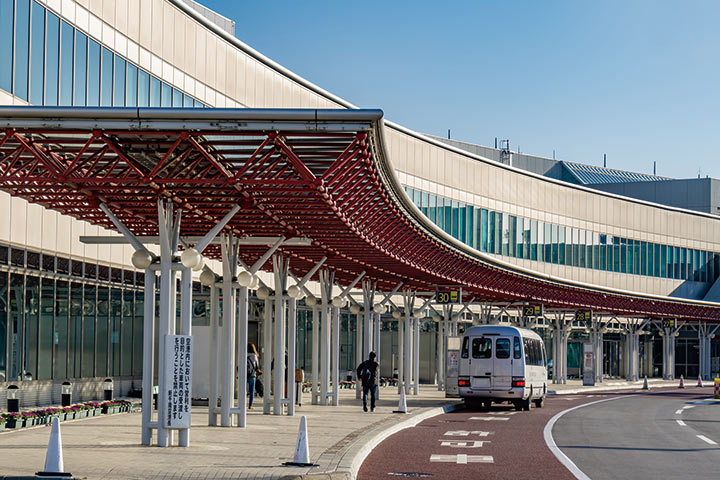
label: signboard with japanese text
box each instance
[522,303,543,317]
[575,310,592,324]
[436,290,461,304]
[164,334,193,429]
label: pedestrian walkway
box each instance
[0,386,459,480]
[548,377,681,395]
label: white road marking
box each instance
[683,405,695,409]
[697,435,717,445]
[675,409,684,415]
[444,430,492,437]
[676,419,686,426]
[439,440,489,448]
[469,416,510,421]
[488,411,517,415]
[430,454,494,464]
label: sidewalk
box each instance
[0,378,688,480]
[548,377,685,395]
[0,385,460,480]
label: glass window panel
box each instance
[73,31,87,105]
[29,1,45,105]
[508,215,517,257]
[444,200,452,235]
[138,69,149,106]
[0,0,13,92]
[100,47,112,106]
[428,193,436,224]
[150,75,161,106]
[435,196,444,231]
[86,38,100,106]
[480,209,488,253]
[0,244,6,264]
[26,250,39,269]
[13,0,30,101]
[82,284,96,377]
[472,337,492,359]
[183,93,192,107]
[126,63,137,107]
[496,338,511,359]
[69,283,82,378]
[44,11,59,105]
[172,87,182,107]
[0,271,5,380]
[641,242,648,276]
[660,245,668,278]
[95,287,108,376]
[133,291,143,376]
[421,191,429,217]
[9,273,24,380]
[25,275,39,380]
[59,21,73,105]
[467,205,475,248]
[121,290,133,375]
[488,211,496,253]
[53,280,68,379]
[161,81,171,107]
[113,55,125,106]
[38,278,54,380]
[110,288,122,375]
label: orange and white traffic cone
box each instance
[678,375,685,389]
[697,376,703,388]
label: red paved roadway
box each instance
[358,387,706,480]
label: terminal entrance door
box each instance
[603,339,621,378]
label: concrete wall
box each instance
[591,178,718,215]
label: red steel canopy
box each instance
[0,107,718,322]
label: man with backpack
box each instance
[357,352,379,412]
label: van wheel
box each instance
[522,387,533,411]
[482,400,492,411]
[514,401,522,411]
[534,397,544,408]
[464,398,481,410]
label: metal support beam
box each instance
[141,269,155,445]
[262,297,273,414]
[273,255,289,415]
[220,235,238,426]
[208,285,219,426]
[311,306,320,405]
[288,296,297,416]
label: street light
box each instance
[103,378,114,401]
[256,286,271,300]
[287,285,302,299]
[305,295,317,307]
[180,248,202,269]
[332,296,346,308]
[350,304,361,315]
[61,381,72,407]
[392,310,402,319]
[237,270,252,287]
[199,268,216,287]
[7,385,19,413]
[373,303,385,314]
[131,250,153,269]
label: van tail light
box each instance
[512,377,525,388]
[458,376,470,387]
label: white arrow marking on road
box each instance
[430,454,494,464]
[697,435,717,445]
[444,431,492,437]
[439,440,489,448]
[676,419,686,426]
[469,416,510,421]
[675,409,684,415]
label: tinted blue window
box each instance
[14,0,30,100]
[29,2,44,104]
[74,32,87,105]
[87,39,100,106]
[161,82,170,107]
[172,88,182,107]
[150,76,161,106]
[100,47,112,106]
[59,21,73,105]
[0,0,13,92]
[183,93,192,107]
[113,56,125,106]
[44,12,59,105]
[126,63,137,107]
[137,69,149,106]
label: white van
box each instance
[458,325,547,411]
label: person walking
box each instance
[247,344,261,410]
[357,352,379,412]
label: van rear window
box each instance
[472,338,492,359]
[496,338,510,359]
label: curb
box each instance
[292,401,462,480]
[548,381,683,395]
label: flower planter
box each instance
[101,405,119,414]
[76,410,87,419]
[0,423,5,432]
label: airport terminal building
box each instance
[1,0,720,409]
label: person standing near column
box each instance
[357,352,379,412]
[247,344,261,410]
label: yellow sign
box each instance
[436,290,461,304]
[575,311,592,323]
[662,319,676,329]
[522,304,543,317]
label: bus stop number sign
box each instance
[437,290,460,304]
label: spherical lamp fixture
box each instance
[181,248,201,269]
[191,255,204,272]
[249,275,259,289]
[350,304,361,315]
[199,268,215,287]
[256,286,271,300]
[287,285,301,299]
[392,309,402,319]
[332,296,346,308]
[305,295,317,307]
[131,250,153,269]
[237,270,253,287]
[373,303,384,314]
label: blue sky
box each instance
[201,1,719,180]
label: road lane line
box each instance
[697,435,717,445]
[676,419,686,426]
[674,409,684,414]
[469,416,510,421]
[544,396,624,480]
[683,405,695,409]
[430,454,493,464]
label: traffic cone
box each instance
[697,375,703,388]
[36,417,71,477]
[678,375,685,389]
[642,376,649,390]
[393,389,408,414]
[283,416,317,467]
